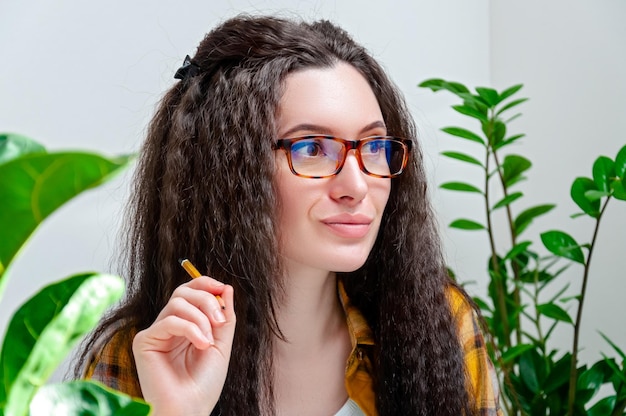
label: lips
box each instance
[321,213,373,238]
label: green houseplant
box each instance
[0,133,150,415]
[419,79,626,416]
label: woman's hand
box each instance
[132,276,235,415]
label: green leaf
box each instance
[612,180,626,201]
[0,152,131,277]
[520,270,554,284]
[496,97,529,117]
[584,190,611,201]
[440,127,485,145]
[537,303,573,324]
[30,381,150,416]
[571,177,601,218]
[475,87,499,107]
[498,84,524,102]
[615,144,626,177]
[418,79,470,95]
[482,120,506,147]
[544,353,572,394]
[577,360,613,395]
[502,154,532,187]
[588,397,616,416]
[452,104,489,122]
[541,230,586,264]
[504,241,533,261]
[0,133,46,166]
[492,192,523,210]
[440,151,484,167]
[418,78,446,90]
[461,94,490,112]
[519,349,545,394]
[592,155,616,193]
[449,219,486,230]
[494,133,525,150]
[501,344,535,363]
[599,331,626,360]
[440,181,483,193]
[514,204,555,236]
[1,273,125,415]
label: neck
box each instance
[274,264,346,356]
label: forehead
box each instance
[277,63,384,137]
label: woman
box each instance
[77,15,502,415]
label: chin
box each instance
[328,258,369,273]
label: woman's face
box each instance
[275,62,391,275]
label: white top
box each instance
[334,398,366,416]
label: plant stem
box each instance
[492,147,523,346]
[566,197,611,416]
[484,147,511,349]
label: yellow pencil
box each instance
[179,258,226,309]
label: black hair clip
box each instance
[174,55,200,80]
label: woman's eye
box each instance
[363,141,384,154]
[293,141,324,157]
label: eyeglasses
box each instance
[273,135,413,178]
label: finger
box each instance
[156,295,217,344]
[209,284,236,354]
[182,275,227,294]
[169,285,228,328]
[136,314,213,351]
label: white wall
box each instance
[0,0,489,379]
[488,0,626,365]
[1,0,623,383]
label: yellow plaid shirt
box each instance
[85,284,502,415]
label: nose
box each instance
[329,150,368,205]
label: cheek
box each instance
[375,180,392,212]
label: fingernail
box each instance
[212,309,226,323]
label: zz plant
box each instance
[419,79,626,416]
[0,133,150,415]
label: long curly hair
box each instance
[76,15,475,415]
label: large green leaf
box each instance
[0,133,46,166]
[571,177,601,218]
[0,151,131,278]
[592,156,615,193]
[0,273,125,415]
[30,381,150,416]
[540,230,585,264]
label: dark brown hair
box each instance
[76,15,475,415]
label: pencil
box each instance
[179,258,226,310]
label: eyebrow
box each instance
[279,121,387,138]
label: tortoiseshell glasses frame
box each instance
[273,135,413,179]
